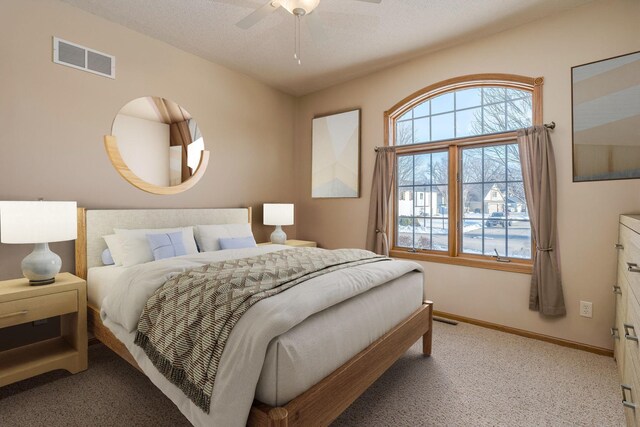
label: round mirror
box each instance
[105,96,209,194]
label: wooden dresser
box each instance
[615,215,640,425]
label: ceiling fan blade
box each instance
[306,12,327,44]
[236,1,281,29]
[353,0,382,3]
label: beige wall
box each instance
[294,0,640,350]
[0,0,296,280]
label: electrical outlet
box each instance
[580,301,593,318]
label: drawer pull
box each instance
[612,327,620,339]
[623,385,637,409]
[0,310,28,319]
[624,323,639,341]
[616,243,625,250]
[613,285,622,295]
[628,262,640,273]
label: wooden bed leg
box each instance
[422,328,432,356]
[268,408,288,427]
[423,301,433,356]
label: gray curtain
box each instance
[366,147,396,256]
[518,126,565,316]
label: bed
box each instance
[75,207,433,426]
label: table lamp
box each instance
[263,203,294,244]
[0,201,77,285]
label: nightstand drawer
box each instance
[0,290,77,328]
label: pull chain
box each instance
[293,14,298,61]
[293,15,302,65]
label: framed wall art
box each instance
[311,109,361,198]
[572,50,640,182]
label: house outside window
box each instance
[387,74,543,273]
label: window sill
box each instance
[389,250,533,275]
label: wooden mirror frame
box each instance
[104,135,210,195]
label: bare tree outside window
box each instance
[473,87,533,135]
[394,84,533,260]
[397,150,449,252]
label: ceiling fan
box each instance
[236,0,382,64]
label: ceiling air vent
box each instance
[52,37,115,79]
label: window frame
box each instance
[385,74,544,274]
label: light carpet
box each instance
[0,321,624,426]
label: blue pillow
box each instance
[218,236,257,250]
[146,232,187,261]
[101,248,115,265]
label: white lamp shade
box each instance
[263,203,294,226]
[0,201,77,244]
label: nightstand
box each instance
[258,240,317,248]
[0,272,87,387]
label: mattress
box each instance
[256,270,423,406]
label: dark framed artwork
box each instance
[311,109,361,198]
[572,50,640,182]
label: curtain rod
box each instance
[374,122,557,151]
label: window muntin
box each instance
[460,144,531,259]
[395,87,532,146]
[396,150,449,252]
[391,78,538,267]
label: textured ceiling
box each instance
[60,0,592,95]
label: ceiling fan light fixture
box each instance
[280,0,320,16]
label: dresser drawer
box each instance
[615,252,632,376]
[617,315,627,377]
[616,296,627,374]
[619,224,640,306]
[618,255,630,320]
[624,292,640,378]
[623,343,640,427]
[0,290,77,328]
[615,266,629,374]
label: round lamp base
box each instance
[29,277,56,286]
[270,225,287,245]
[22,243,61,286]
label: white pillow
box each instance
[114,226,198,267]
[103,234,125,266]
[194,224,254,252]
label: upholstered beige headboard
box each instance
[75,207,252,279]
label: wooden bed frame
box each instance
[76,208,433,427]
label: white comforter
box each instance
[101,245,422,426]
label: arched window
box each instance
[386,74,543,272]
